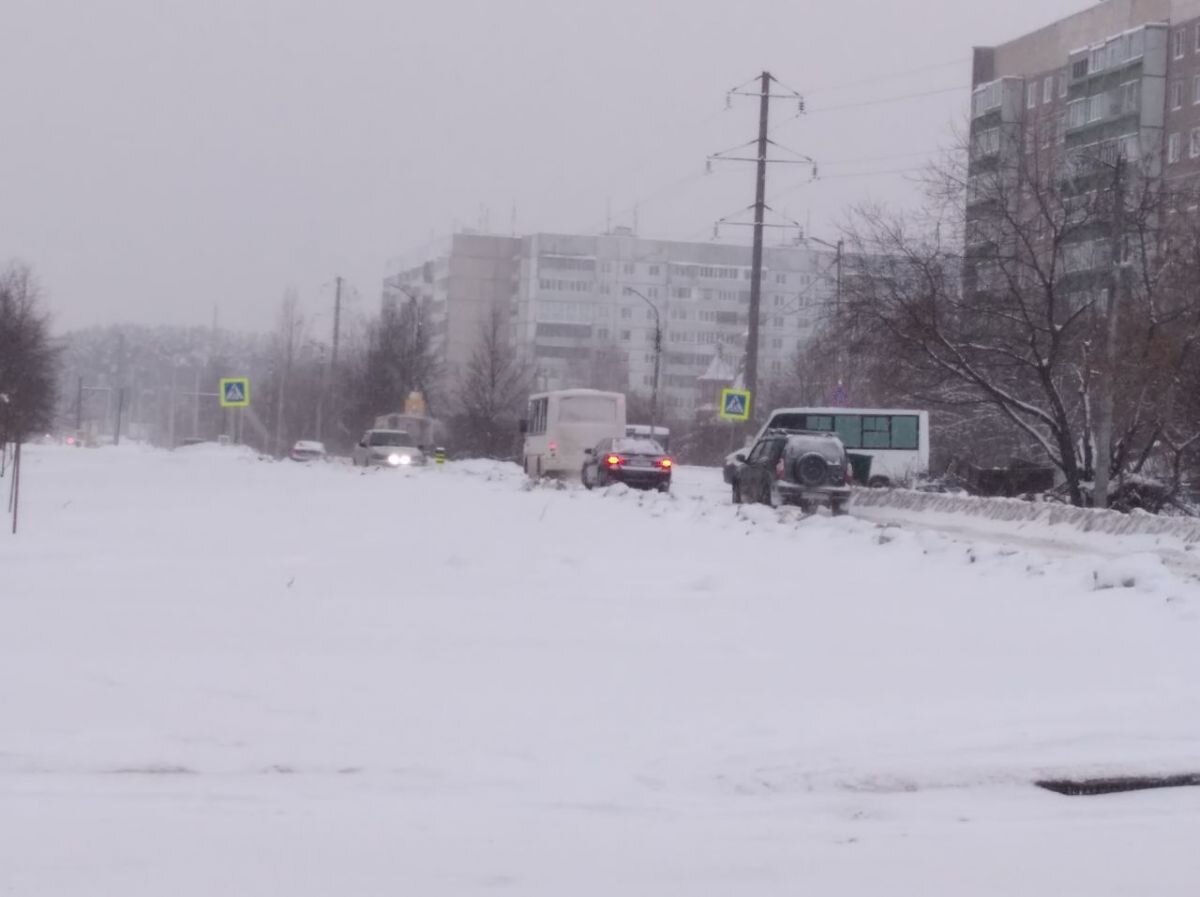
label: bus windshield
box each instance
[559,395,617,423]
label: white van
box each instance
[521,389,627,478]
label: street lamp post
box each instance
[624,287,662,439]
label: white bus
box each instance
[753,407,930,486]
[522,389,627,478]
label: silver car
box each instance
[351,429,426,468]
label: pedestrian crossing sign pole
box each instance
[719,388,751,422]
[219,377,250,408]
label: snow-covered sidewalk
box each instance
[2,445,1198,895]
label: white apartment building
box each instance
[385,228,839,416]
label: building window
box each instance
[774,273,787,284]
[597,328,609,340]
[621,307,632,319]
[1058,72,1067,98]
[1027,82,1038,109]
[647,286,659,298]
[1175,28,1186,60]
[623,263,635,274]
[1194,74,1200,105]
[620,330,631,341]
[1168,132,1181,164]
[648,265,660,276]
[1120,81,1139,114]
[773,316,784,327]
[1190,128,1200,159]
[1172,80,1185,110]
[1043,76,1053,104]
[1024,129,1034,154]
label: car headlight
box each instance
[387,453,402,466]
[386,453,412,466]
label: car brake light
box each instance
[606,454,623,467]
[549,441,558,455]
[659,457,673,469]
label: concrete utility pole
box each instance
[709,72,813,406]
[744,71,771,400]
[1095,154,1126,510]
[626,287,662,438]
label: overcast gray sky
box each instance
[2,0,1090,334]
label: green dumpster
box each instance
[848,452,873,486]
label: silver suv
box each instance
[730,429,851,515]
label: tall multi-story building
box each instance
[962,0,1200,300]
[384,229,839,417]
[969,0,1200,203]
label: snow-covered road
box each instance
[3,445,1199,895]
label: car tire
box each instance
[732,481,742,504]
[582,466,594,490]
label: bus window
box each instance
[559,395,617,423]
[861,416,891,448]
[891,415,919,450]
[806,415,834,431]
[833,415,862,449]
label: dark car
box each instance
[582,437,673,492]
[731,430,851,515]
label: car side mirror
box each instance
[735,453,747,463]
[518,419,529,434]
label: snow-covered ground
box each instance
[3,445,1199,895]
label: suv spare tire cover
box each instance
[795,452,828,487]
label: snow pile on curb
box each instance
[852,487,1200,543]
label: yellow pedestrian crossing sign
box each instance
[219,377,250,408]
[719,388,751,422]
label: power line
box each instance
[803,58,969,96]
[806,85,968,114]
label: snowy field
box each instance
[3,444,1199,895]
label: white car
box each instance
[351,429,426,468]
[289,440,326,462]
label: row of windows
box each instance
[780,414,921,451]
[1027,73,1068,109]
[1065,82,1138,130]
[1168,74,1200,110]
[540,256,596,273]
[1172,24,1200,61]
[1166,128,1200,163]
[1071,29,1146,82]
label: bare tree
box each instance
[451,308,533,458]
[836,127,1200,507]
[0,263,58,448]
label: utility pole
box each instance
[75,376,83,432]
[1095,154,1126,510]
[709,72,813,408]
[317,276,343,445]
[626,287,662,438]
[114,388,125,446]
[745,71,771,400]
[331,275,343,371]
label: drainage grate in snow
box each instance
[1036,774,1200,796]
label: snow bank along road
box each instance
[3,445,1199,895]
